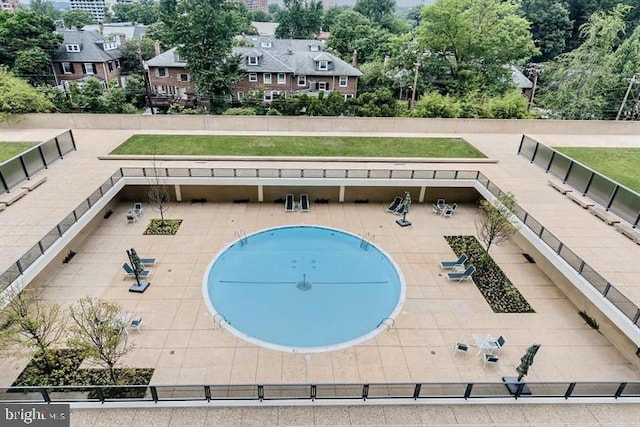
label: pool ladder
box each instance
[360,232,375,250]
[213,313,230,328]
[378,317,395,332]
[235,229,248,246]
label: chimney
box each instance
[118,34,126,47]
[154,41,161,57]
[351,49,358,67]
[99,22,104,34]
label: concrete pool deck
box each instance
[0,128,639,425]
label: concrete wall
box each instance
[6,114,640,134]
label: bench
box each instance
[547,178,573,195]
[566,191,595,209]
[614,222,640,245]
[0,188,28,206]
[21,175,47,191]
[588,205,621,225]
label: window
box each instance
[61,62,74,74]
[277,73,286,84]
[248,56,259,65]
[115,60,120,69]
[249,73,258,82]
[82,63,96,75]
[65,44,80,53]
[108,62,113,72]
[297,75,306,86]
[237,92,244,101]
[175,52,187,62]
[318,60,328,71]
[310,44,320,52]
[263,73,272,84]
[180,73,189,82]
[261,41,272,48]
[339,75,348,87]
[318,82,327,91]
[157,67,167,77]
[344,94,354,100]
[264,90,281,102]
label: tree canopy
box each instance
[0,68,54,120]
[521,0,573,61]
[61,9,95,29]
[275,0,323,39]
[353,0,395,26]
[158,0,249,112]
[417,0,538,93]
[0,10,62,70]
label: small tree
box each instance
[475,192,519,254]
[67,297,133,384]
[0,288,66,374]
[147,157,171,228]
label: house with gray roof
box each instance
[52,30,124,90]
[82,23,147,47]
[144,35,362,104]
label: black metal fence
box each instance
[0,130,76,194]
[0,381,637,404]
[1,167,638,330]
[518,135,640,227]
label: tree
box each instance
[252,10,271,22]
[327,11,392,64]
[475,192,518,254]
[119,37,157,73]
[268,3,281,15]
[521,0,573,61]
[124,75,148,108]
[0,10,63,69]
[274,0,323,39]
[78,78,105,112]
[147,156,172,227]
[0,68,54,120]
[540,5,632,119]
[353,0,395,28]
[12,47,54,85]
[158,0,249,112]
[321,5,344,31]
[417,0,538,94]
[0,288,66,375]
[61,9,95,29]
[68,297,133,384]
[103,86,136,113]
[29,0,61,21]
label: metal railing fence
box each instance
[0,130,76,194]
[0,381,637,404]
[518,135,640,227]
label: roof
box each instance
[510,65,533,89]
[53,30,123,63]
[82,23,147,44]
[145,36,362,77]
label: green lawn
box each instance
[0,142,36,162]
[110,135,486,158]
[554,147,640,193]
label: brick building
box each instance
[145,36,362,105]
[52,30,124,90]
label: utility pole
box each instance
[616,75,637,121]
[410,62,420,109]
[527,64,541,111]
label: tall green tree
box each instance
[12,47,55,85]
[29,0,61,21]
[0,10,63,70]
[275,0,323,39]
[540,5,632,119]
[61,9,95,29]
[521,0,573,61]
[112,0,160,25]
[0,68,54,120]
[158,0,249,112]
[353,0,395,28]
[120,37,157,73]
[327,11,391,64]
[417,0,538,94]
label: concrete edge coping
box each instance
[97,155,499,164]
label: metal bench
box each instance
[21,175,47,191]
[0,188,28,206]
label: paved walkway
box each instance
[69,403,640,426]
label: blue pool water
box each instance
[203,225,405,352]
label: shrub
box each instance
[411,91,462,118]
[485,90,530,119]
[223,107,257,115]
[143,218,183,235]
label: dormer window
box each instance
[248,56,259,65]
[261,41,272,48]
[103,42,117,51]
[310,44,321,52]
[66,44,80,53]
[175,52,187,63]
[318,60,328,71]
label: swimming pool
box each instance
[203,225,405,353]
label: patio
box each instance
[1,198,637,388]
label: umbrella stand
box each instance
[127,249,151,293]
[396,191,412,227]
[502,344,541,396]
